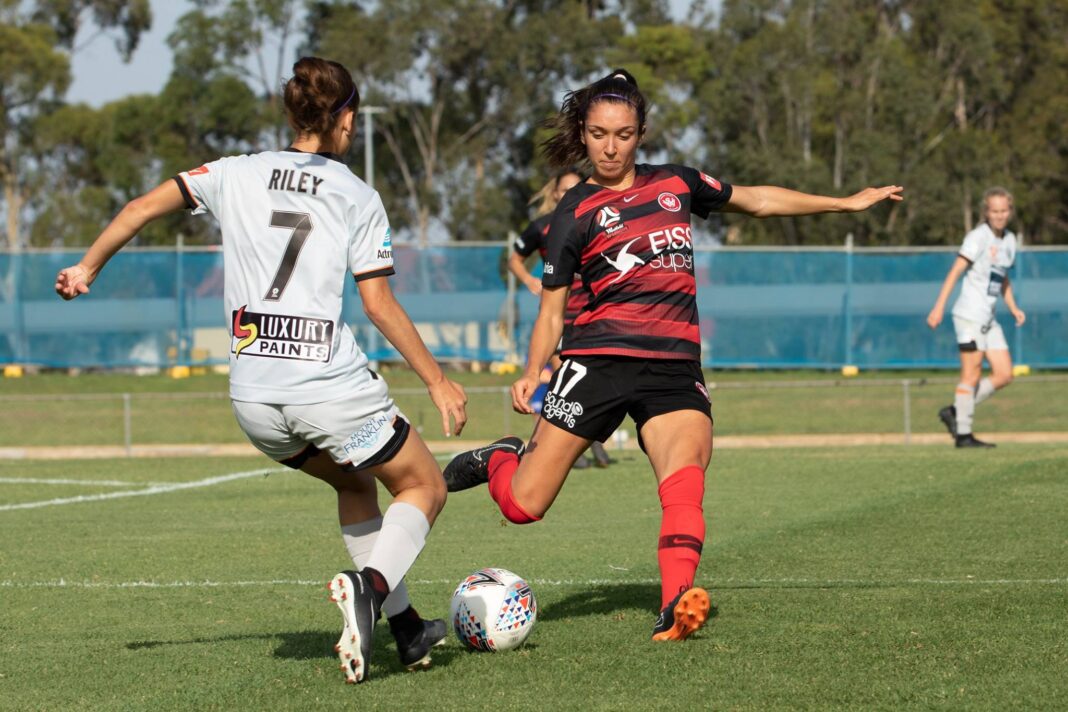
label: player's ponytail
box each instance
[541,68,647,169]
[283,57,360,137]
[529,170,581,217]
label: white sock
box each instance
[974,377,996,406]
[341,517,412,618]
[954,383,975,435]
[364,502,430,592]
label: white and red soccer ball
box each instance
[450,568,537,652]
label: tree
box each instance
[0,0,150,248]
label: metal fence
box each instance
[4,375,1066,454]
[2,244,1066,369]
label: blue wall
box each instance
[3,246,1065,369]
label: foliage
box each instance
[2,0,1067,246]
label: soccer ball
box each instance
[450,567,537,652]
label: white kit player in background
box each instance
[55,56,468,684]
[926,187,1026,448]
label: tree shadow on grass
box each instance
[127,626,461,679]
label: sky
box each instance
[67,0,710,107]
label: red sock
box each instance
[487,451,541,524]
[657,465,706,608]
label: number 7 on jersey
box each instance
[264,210,314,301]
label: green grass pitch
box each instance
[2,445,1066,709]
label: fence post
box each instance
[175,234,189,366]
[902,379,911,445]
[12,248,26,364]
[1014,238,1024,363]
[123,393,133,456]
[843,233,854,368]
[505,231,518,359]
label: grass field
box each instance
[2,444,1067,710]
[3,369,1068,448]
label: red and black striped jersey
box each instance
[543,163,732,361]
[514,214,588,329]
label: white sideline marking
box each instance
[0,477,179,487]
[0,467,285,512]
[1,576,1065,590]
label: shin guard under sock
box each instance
[657,465,706,609]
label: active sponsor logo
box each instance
[699,172,722,191]
[603,236,646,284]
[542,391,584,429]
[544,263,554,275]
[343,413,392,454]
[622,194,638,203]
[658,192,681,212]
[188,165,209,176]
[646,225,694,273]
[231,306,334,362]
[377,226,392,260]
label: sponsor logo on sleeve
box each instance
[377,227,392,260]
[231,306,334,362]
[658,192,681,212]
[188,165,210,176]
[699,172,722,191]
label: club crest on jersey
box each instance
[658,192,681,212]
[231,306,334,363]
[699,172,722,191]
[603,236,646,284]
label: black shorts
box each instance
[540,355,712,449]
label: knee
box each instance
[994,372,1013,389]
[425,476,447,517]
[504,489,544,524]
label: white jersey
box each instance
[951,223,1017,323]
[176,149,394,404]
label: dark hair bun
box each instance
[282,56,359,136]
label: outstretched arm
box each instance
[723,184,903,217]
[358,276,468,436]
[926,256,970,329]
[55,180,187,300]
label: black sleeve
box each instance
[675,165,733,219]
[513,219,542,257]
[542,199,584,287]
[172,176,197,210]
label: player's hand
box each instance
[525,280,543,296]
[511,373,540,415]
[842,185,904,212]
[55,264,93,300]
[926,306,943,330]
[1012,308,1026,326]
[428,377,467,437]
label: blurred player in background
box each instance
[926,187,1026,448]
[55,56,467,684]
[444,68,903,641]
[509,170,614,469]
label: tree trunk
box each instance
[4,182,20,249]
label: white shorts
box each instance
[952,316,1009,353]
[231,373,409,471]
